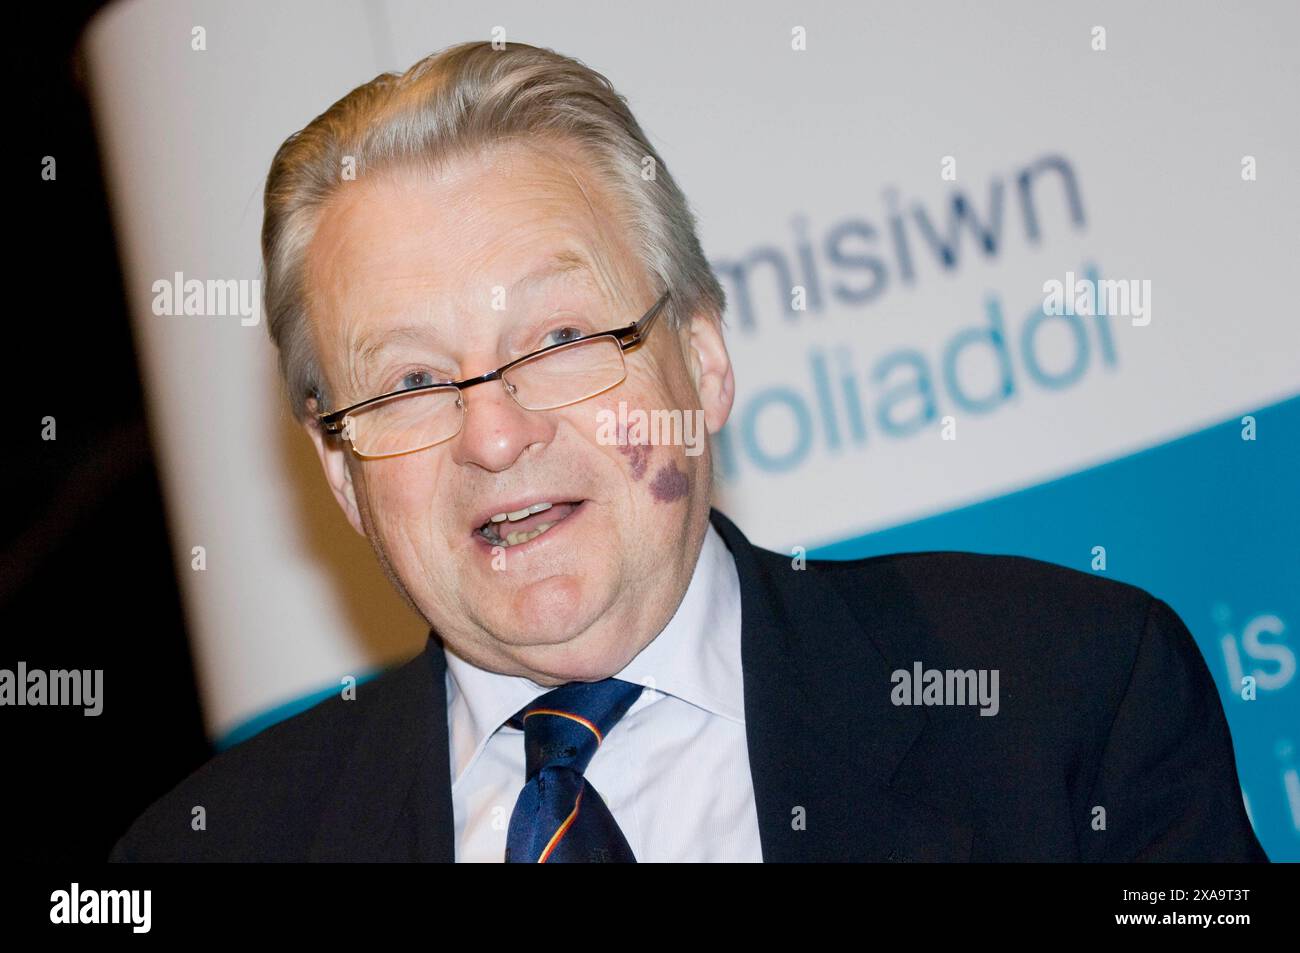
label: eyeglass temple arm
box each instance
[620,289,671,348]
[318,394,352,435]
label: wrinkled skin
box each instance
[301,138,735,686]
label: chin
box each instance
[496,572,605,647]
[516,628,637,684]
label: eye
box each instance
[544,325,586,347]
[392,368,446,392]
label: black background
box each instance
[6,2,209,864]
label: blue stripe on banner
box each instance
[809,391,1300,861]
[215,670,382,751]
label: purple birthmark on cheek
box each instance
[616,422,651,480]
[649,463,689,503]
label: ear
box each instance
[303,394,366,537]
[683,311,735,434]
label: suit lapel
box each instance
[308,636,456,861]
[708,507,974,862]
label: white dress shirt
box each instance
[444,521,763,861]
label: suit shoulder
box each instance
[797,547,1169,705]
[811,547,1155,621]
[109,654,422,862]
[802,548,1198,760]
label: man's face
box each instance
[302,139,734,686]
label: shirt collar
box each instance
[444,520,745,789]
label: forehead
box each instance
[303,142,641,346]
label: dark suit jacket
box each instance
[109,507,1269,862]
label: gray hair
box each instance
[261,40,728,424]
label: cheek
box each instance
[648,461,689,502]
[363,457,444,545]
[576,384,695,503]
[579,390,656,481]
[616,427,652,480]
[613,415,691,505]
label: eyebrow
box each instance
[354,324,441,368]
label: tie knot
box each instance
[508,677,644,779]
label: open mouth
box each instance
[474,500,585,548]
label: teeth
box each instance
[491,501,554,524]
[479,502,569,548]
[505,522,554,546]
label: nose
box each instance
[449,374,554,472]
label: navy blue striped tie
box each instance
[504,678,643,863]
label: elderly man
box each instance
[109,41,1267,863]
